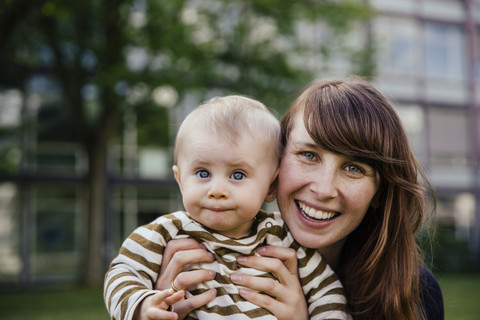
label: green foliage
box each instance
[0,127,20,173]
[430,226,480,273]
[0,0,374,147]
[136,104,170,146]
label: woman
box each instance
[154,78,444,320]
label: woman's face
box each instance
[277,113,379,259]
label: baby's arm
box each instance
[134,289,185,320]
[104,223,167,320]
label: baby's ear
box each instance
[172,165,181,186]
[265,171,278,202]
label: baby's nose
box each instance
[207,180,229,199]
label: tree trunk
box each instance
[80,89,121,287]
[83,141,108,288]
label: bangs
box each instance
[304,85,377,160]
[301,80,405,167]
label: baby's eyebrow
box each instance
[190,160,211,167]
[229,161,254,172]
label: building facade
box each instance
[370,0,480,267]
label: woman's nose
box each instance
[208,179,229,199]
[309,168,339,200]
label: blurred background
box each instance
[0,0,479,319]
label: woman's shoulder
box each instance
[419,266,444,320]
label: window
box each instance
[0,183,20,281]
[428,107,470,166]
[375,17,419,76]
[396,104,426,162]
[425,22,467,80]
[475,28,480,82]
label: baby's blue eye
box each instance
[196,170,210,178]
[231,171,245,180]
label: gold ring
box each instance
[171,281,181,292]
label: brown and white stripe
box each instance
[104,210,351,319]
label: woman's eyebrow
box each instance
[291,139,318,149]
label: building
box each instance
[370,0,480,267]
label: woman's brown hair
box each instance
[281,78,435,320]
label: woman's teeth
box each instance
[298,201,336,220]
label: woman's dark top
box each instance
[421,266,444,320]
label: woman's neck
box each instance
[316,239,346,271]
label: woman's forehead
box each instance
[288,114,315,144]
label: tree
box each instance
[0,0,373,287]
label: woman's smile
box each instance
[296,200,338,221]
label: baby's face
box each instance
[173,129,278,239]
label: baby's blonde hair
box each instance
[174,95,281,164]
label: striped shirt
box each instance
[104,210,351,320]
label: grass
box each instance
[438,273,480,320]
[0,287,108,320]
[0,274,479,319]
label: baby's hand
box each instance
[134,289,185,320]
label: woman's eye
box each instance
[196,170,210,178]
[231,171,245,180]
[302,151,316,160]
[345,164,362,174]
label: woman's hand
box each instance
[154,239,217,319]
[230,245,308,320]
